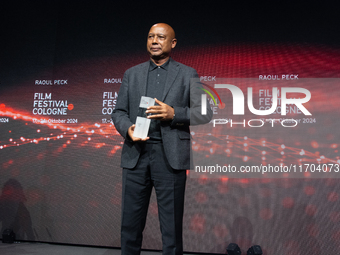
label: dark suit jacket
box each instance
[112,58,212,170]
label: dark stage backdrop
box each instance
[1,1,340,254]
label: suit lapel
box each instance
[161,58,179,102]
[138,61,150,97]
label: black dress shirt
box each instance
[146,59,169,141]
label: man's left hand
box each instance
[146,98,174,121]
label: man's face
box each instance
[147,24,177,61]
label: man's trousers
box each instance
[121,141,187,255]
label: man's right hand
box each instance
[128,124,150,142]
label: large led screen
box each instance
[1,1,340,254]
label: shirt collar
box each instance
[149,58,170,71]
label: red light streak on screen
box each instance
[1,103,339,170]
[0,105,122,154]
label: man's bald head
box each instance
[147,23,177,65]
[150,23,176,40]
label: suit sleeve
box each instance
[111,69,133,140]
[170,69,213,128]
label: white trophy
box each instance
[133,96,155,139]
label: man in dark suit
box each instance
[112,23,212,255]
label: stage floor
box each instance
[0,242,203,255]
[0,242,191,255]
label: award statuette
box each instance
[133,96,155,139]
